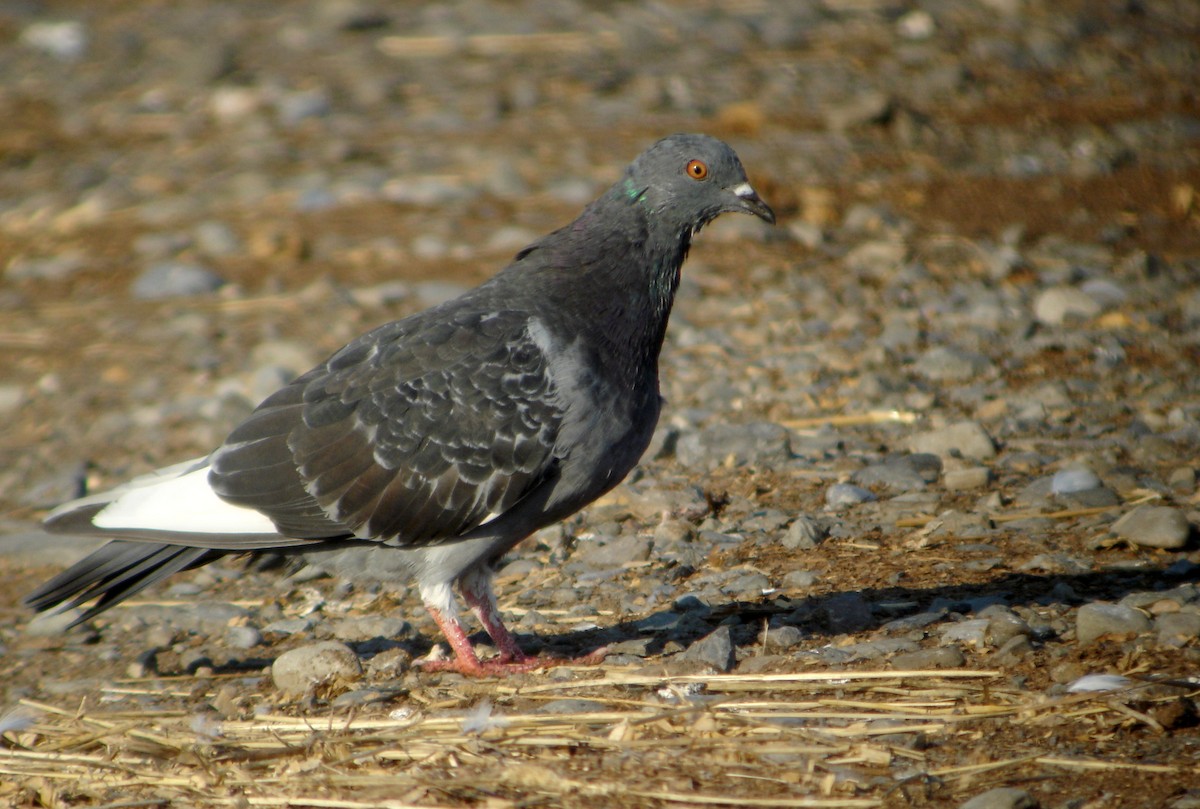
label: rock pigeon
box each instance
[26,133,775,676]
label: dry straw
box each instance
[2,668,1194,807]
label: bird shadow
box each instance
[513,562,1200,663]
[187,560,1197,678]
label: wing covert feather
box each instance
[209,307,564,546]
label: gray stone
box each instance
[1034,285,1102,325]
[940,619,990,647]
[225,626,263,649]
[1169,467,1197,493]
[854,459,929,492]
[892,645,966,669]
[1051,466,1102,495]
[330,615,412,642]
[675,422,793,471]
[825,483,875,507]
[959,786,1037,809]
[271,641,363,695]
[1075,602,1152,645]
[719,571,771,598]
[1058,486,1120,508]
[574,533,653,569]
[132,262,225,300]
[263,617,316,635]
[781,515,825,549]
[840,638,920,660]
[987,612,1032,645]
[1111,505,1191,549]
[365,647,413,679]
[993,634,1034,663]
[909,421,996,460]
[332,689,394,709]
[943,466,991,490]
[680,625,735,672]
[881,611,945,633]
[1156,612,1200,645]
[760,625,804,649]
[782,569,819,589]
[913,346,994,381]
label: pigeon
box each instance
[26,133,775,676]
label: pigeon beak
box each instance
[730,182,776,224]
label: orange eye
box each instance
[686,159,708,180]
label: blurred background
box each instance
[1,0,1198,521]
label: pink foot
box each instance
[418,604,606,677]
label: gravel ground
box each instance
[2,1,1200,807]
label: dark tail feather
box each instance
[24,541,223,627]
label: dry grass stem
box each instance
[3,669,1195,806]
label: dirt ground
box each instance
[2,1,1200,807]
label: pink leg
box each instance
[423,605,485,673]
[416,572,607,677]
[460,571,528,664]
[420,604,556,676]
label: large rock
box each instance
[1111,505,1191,550]
[271,641,363,695]
[1075,602,1152,645]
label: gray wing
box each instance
[208,305,564,545]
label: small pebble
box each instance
[759,625,804,650]
[892,645,966,669]
[225,626,263,649]
[132,262,225,300]
[825,483,875,507]
[943,466,991,490]
[993,634,1033,663]
[21,20,87,60]
[1156,612,1200,646]
[679,625,735,672]
[1034,286,1102,325]
[781,515,825,549]
[1051,466,1102,495]
[1075,602,1153,645]
[959,786,1037,809]
[909,421,996,461]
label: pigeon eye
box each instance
[686,159,708,180]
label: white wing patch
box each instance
[93,465,278,534]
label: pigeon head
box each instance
[621,133,776,235]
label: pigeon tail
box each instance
[24,541,221,626]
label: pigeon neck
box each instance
[586,188,690,377]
